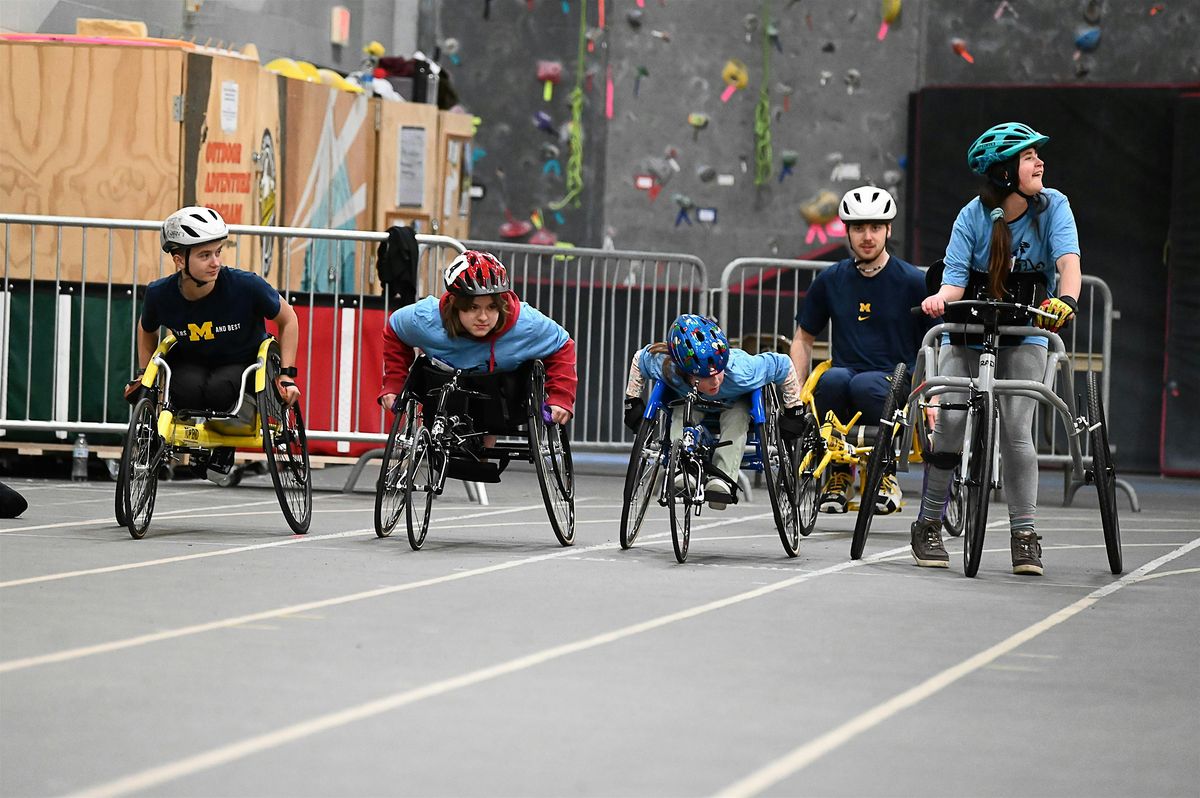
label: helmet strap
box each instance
[179,248,212,287]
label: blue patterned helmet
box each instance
[667,315,730,377]
[966,122,1049,176]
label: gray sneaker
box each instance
[1011,531,1044,575]
[910,518,949,568]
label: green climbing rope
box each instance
[549,1,587,211]
[753,0,773,187]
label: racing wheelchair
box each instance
[620,381,807,563]
[114,335,312,539]
[373,356,575,550]
[852,299,1122,576]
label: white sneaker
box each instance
[874,473,903,514]
[705,477,731,511]
[819,469,855,513]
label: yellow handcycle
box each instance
[113,335,312,539]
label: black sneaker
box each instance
[207,447,235,475]
[910,518,949,568]
[1011,531,1044,575]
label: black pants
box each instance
[168,359,249,413]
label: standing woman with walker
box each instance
[915,122,1082,575]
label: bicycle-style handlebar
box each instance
[910,299,1057,320]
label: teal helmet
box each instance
[966,122,1049,176]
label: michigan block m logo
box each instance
[188,321,215,341]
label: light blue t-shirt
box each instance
[943,188,1080,347]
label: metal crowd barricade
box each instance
[0,214,463,460]
[466,239,709,449]
[716,256,1130,507]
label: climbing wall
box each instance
[439,0,1197,276]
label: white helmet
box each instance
[838,186,897,223]
[161,206,228,253]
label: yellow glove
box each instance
[1036,296,1078,331]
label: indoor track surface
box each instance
[2,469,1197,797]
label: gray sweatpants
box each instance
[670,399,751,482]
[920,344,1047,534]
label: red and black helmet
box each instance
[444,250,511,297]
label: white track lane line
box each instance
[0,497,301,534]
[0,503,549,589]
[68,532,902,798]
[715,534,1200,798]
[0,512,772,675]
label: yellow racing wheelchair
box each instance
[114,335,312,539]
[793,359,957,558]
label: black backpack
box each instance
[376,225,419,306]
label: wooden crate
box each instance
[0,39,185,284]
[0,38,273,285]
[437,110,475,243]
[276,79,374,295]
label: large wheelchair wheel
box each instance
[1086,372,1122,574]
[404,427,439,551]
[759,386,801,558]
[851,363,907,560]
[117,395,162,539]
[667,440,698,563]
[529,365,575,547]
[375,397,419,538]
[792,413,822,539]
[962,394,996,578]
[260,381,312,535]
[620,408,667,549]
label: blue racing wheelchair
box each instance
[619,381,817,562]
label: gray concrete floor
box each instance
[0,467,1197,797]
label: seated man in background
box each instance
[790,186,933,514]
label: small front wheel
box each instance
[375,398,419,538]
[404,427,437,551]
[667,440,696,563]
[962,394,996,578]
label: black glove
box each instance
[779,406,809,441]
[623,396,646,432]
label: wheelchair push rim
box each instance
[529,364,575,547]
[851,363,908,560]
[118,394,163,539]
[260,373,312,535]
[759,385,801,558]
[620,409,667,550]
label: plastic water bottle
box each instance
[71,434,89,482]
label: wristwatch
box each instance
[280,366,298,378]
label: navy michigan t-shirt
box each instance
[141,267,282,366]
[795,256,933,372]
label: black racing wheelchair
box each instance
[373,355,575,550]
[114,335,312,539]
